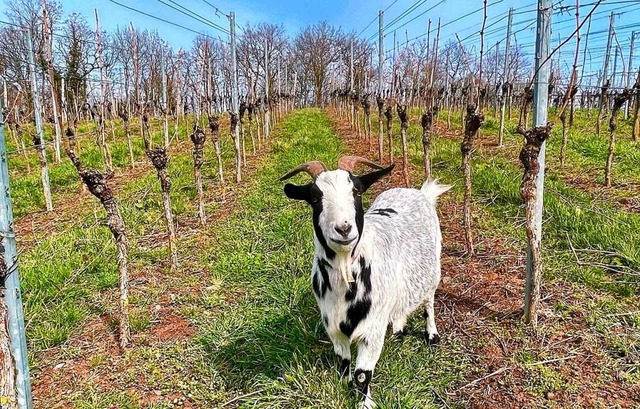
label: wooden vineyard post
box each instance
[498,7,513,147]
[632,68,640,142]
[558,80,578,166]
[42,0,62,163]
[461,106,484,257]
[230,111,241,182]
[161,51,169,148]
[353,94,361,139]
[397,104,410,187]
[66,144,130,347]
[264,39,270,139]
[239,100,247,166]
[604,90,632,187]
[597,79,611,136]
[208,115,224,185]
[248,102,256,155]
[421,107,437,180]
[384,105,393,164]
[362,95,372,150]
[26,30,53,212]
[229,12,241,183]
[190,126,206,224]
[376,96,384,161]
[94,9,113,171]
[142,116,178,271]
[118,108,135,167]
[565,0,581,133]
[596,12,614,137]
[378,10,384,160]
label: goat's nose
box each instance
[334,223,352,238]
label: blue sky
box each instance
[1,0,638,86]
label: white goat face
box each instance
[282,162,394,258]
[315,170,361,254]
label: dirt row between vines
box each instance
[327,110,638,408]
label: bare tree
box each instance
[293,21,341,106]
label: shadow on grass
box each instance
[198,298,330,388]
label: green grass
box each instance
[20,108,639,407]
[20,116,237,353]
[373,106,639,390]
[381,107,640,295]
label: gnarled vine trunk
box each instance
[518,123,552,327]
[461,106,484,256]
[190,126,206,224]
[397,104,410,187]
[66,146,130,347]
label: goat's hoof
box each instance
[425,332,440,346]
[392,329,407,341]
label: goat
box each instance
[281,156,451,408]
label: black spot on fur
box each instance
[354,368,372,396]
[349,174,366,252]
[370,208,397,217]
[346,257,372,302]
[339,358,350,379]
[358,257,372,294]
[312,272,321,299]
[345,280,358,301]
[339,298,371,338]
[317,258,332,297]
[313,215,336,259]
[323,315,328,326]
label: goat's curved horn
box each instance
[279,161,327,181]
[337,156,385,173]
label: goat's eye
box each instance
[311,197,319,204]
[353,188,361,197]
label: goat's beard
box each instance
[335,251,354,284]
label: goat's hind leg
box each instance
[423,289,440,345]
[391,314,408,340]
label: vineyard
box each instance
[0,0,638,408]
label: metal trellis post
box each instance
[524,0,551,324]
[0,87,32,409]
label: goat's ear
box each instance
[284,183,312,201]
[359,164,395,192]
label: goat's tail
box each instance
[420,179,453,206]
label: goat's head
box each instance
[281,156,394,257]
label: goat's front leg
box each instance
[354,332,385,409]
[328,331,352,384]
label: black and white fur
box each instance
[283,165,451,408]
